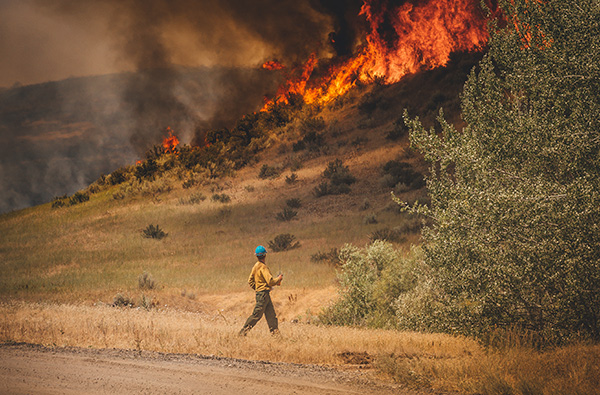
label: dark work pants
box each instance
[241,290,278,334]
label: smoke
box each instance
[1,0,445,212]
[29,0,370,154]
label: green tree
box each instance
[401,0,600,341]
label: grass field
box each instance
[2,89,599,394]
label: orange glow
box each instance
[264,0,489,107]
[262,60,286,70]
[162,127,180,154]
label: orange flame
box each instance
[162,127,180,154]
[262,60,286,70]
[264,0,489,107]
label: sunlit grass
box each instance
[2,302,598,395]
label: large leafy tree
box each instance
[403,0,600,341]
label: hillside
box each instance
[0,66,279,214]
[2,49,599,395]
[0,51,481,309]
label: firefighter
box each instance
[239,245,283,336]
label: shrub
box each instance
[380,160,424,190]
[314,159,356,197]
[286,198,301,208]
[134,159,160,181]
[112,293,134,308]
[276,207,298,221]
[311,248,341,266]
[182,178,197,189]
[370,227,403,244]
[268,233,300,252]
[138,272,156,290]
[385,117,409,141]
[285,173,298,184]
[142,224,167,240]
[258,164,281,179]
[179,192,205,205]
[323,159,356,185]
[51,195,67,209]
[211,193,231,203]
[319,242,421,327]
[109,167,128,185]
[313,181,330,197]
[69,191,89,206]
[292,131,325,152]
[139,294,155,310]
[400,0,600,342]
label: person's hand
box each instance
[277,274,283,285]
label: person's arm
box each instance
[263,266,283,287]
[248,271,256,290]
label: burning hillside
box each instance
[262,0,491,108]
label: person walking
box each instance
[239,245,283,336]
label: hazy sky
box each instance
[0,0,358,88]
[0,0,123,86]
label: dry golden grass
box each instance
[2,300,598,395]
[2,100,598,395]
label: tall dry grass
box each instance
[1,301,598,395]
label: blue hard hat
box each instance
[255,245,267,256]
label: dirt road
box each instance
[0,343,408,395]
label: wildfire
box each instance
[262,60,286,71]
[262,0,490,108]
[162,127,180,154]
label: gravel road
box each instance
[0,343,414,394]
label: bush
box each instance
[292,131,326,153]
[319,242,421,328]
[182,178,197,189]
[311,248,341,266]
[286,198,301,208]
[51,195,67,209]
[211,193,231,203]
[314,159,356,197]
[370,227,404,244]
[135,159,159,181]
[109,167,129,185]
[258,164,281,179]
[400,0,600,342]
[69,191,89,206]
[285,173,298,184]
[380,160,424,190]
[112,293,134,308]
[138,272,156,290]
[139,294,155,310]
[179,192,206,205]
[276,207,298,221]
[313,181,330,197]
[385,117,409,141]
[142,224,167,240]
[268,233,300,252]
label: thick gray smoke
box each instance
[0,0,367,213]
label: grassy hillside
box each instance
[4,52,597,394]
[1,52,479,306]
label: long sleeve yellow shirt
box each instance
[248,261,279,292]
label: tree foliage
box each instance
[400,0,600,341]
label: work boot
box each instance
[270,329,281,337]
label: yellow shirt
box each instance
[248,261,279,292]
